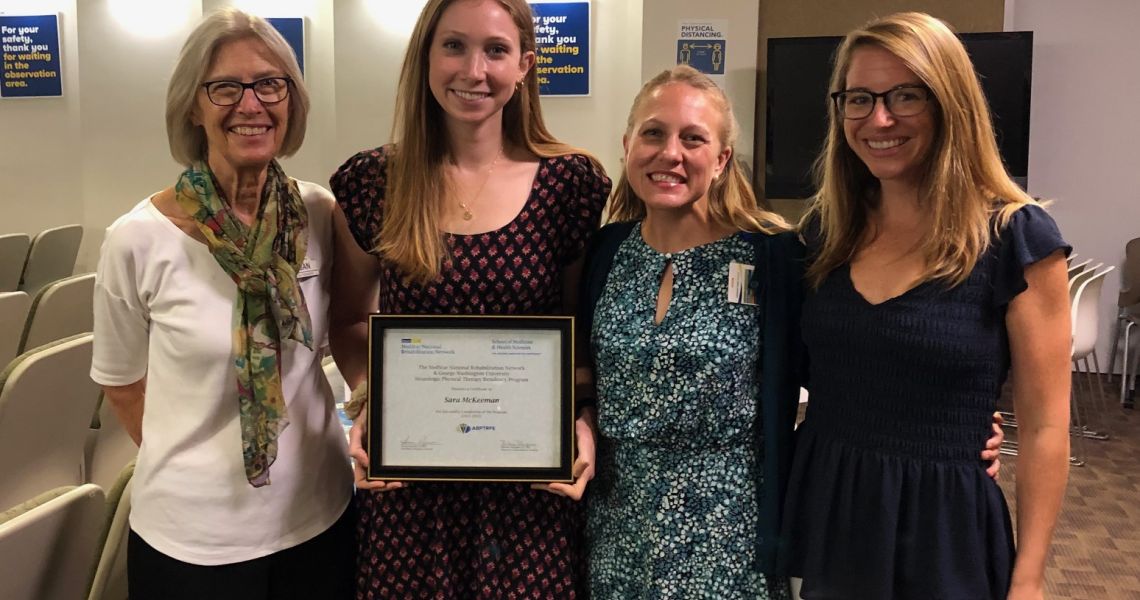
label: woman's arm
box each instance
[327,204,400,491]
[102,379,146,446]
[533,256,597,500]
[328,204,381,390]
[1005,250,1071,599]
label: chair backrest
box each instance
[1119,237,1140,308]
[1066,252,1077,267]
[87,461,134,600]
[0,292,31,370]
[1068,262,1101,303]
[0,484,105,600]
[0,334,101,512]
[19,224,83,296]
[1067,258,1092,279]
[0,234,31,292]
[19,273,96,354]
[1072,266,1115,359]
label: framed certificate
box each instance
[366,315,575,482]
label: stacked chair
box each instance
[1000,254,1117,467]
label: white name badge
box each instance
[727,261,757,305]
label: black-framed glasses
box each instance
[831,84,931,120]
[201,76,292,106]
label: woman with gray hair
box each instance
[90,8,353,598]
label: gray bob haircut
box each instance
[165,8,309,166]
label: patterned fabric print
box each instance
[174,159,312,487]
[588,225,790,600]
[331,147,610,599]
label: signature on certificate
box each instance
[400,435,443,451]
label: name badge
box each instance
[727,261,757,305]
[297,256,319,280]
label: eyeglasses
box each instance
[201,77,292,107]
[830,84,931,120]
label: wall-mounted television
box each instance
[763,31,1033,199]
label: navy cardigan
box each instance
[577,221,807,573]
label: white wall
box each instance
[641,0,759,171]
[0,0,82,253]
[0,0,645,273]
[1011,2,1140,372]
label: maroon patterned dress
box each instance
[331,146,611,599]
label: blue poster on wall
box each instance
[267,17,304,76]
[529,1,589,96]
[0,14,63,98]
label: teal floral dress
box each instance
[587,224,790,600]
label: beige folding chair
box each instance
[87,461,134,600]
[19,273,96,354]
[0,334,101,512]
[0,484,105,600]
[0,292,31,369]
[19,224,83,296]
[0,233,31,292]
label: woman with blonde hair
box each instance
[92,8,353,598]
[328,0,609,596]
[780,13,1070,599]
[579,64,799,598]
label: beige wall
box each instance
[754,0,1005,219]
[641,0,760,172]
[0,0,644,273]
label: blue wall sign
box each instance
[0,14,63,98]
[529,1,589,96]
[676,40,726,75]
[267,17,304,76]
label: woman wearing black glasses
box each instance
[91,9,353,598]
[780,13,1070,600]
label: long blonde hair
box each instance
[607,66,787,234]
[379,0,596,284]
[804,12,1036,288]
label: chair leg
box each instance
[1108,311,1125,374]
[1123,322,1135,408]
[1091,352,1108,418]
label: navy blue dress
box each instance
[781,205,1069,600]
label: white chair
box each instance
[0,334,101,512]
[0,484,105,600]
[0,292,30,369]
[1068,262,1101,302]
[19,224,83,296]
[87,461,134,600]
[1068,267,1115,458]
[1066,258,1091,279]
[19,273,96,354]
[0,233,31,292]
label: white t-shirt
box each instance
[91,181,353,565]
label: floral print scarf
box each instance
[175,159,313,487]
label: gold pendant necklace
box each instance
[456,147,503,221]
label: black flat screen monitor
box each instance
[764,32,1033,199]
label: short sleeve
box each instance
[555,154,611,267]
[91,224,151,386]
[992,204,1071,307]
[330,146,390,254]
